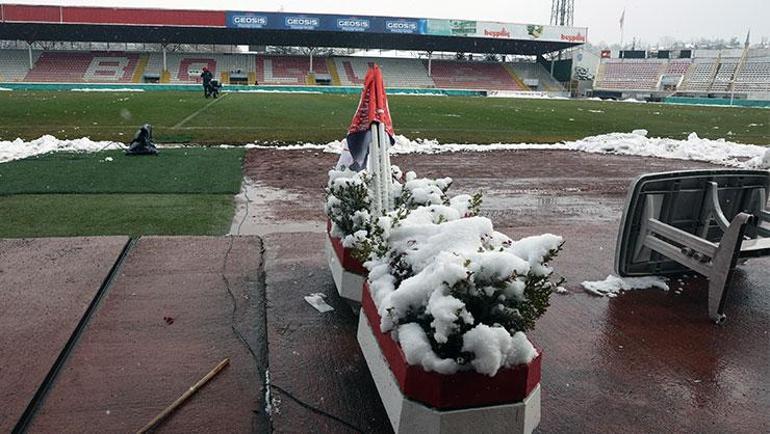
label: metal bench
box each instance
[615,169,770,323]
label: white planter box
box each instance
[325,235,366,302]
[357,311,541,434]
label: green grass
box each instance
[0,91,767,145]
[0,148,245,195]
[0,90,767,237]
[0,194,235,238]
[0,147,245,238]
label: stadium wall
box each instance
[664,96,770,108]
[0,82,486,96]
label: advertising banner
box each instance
[283,15,321,30]
[335,17,371,32]
[226,12,269,29]
[474,21,587,43]
[424,19,477,37]
[382,18,424,34]
[225,11,588,44]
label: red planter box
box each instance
[362,282,541,410]
[327,220,367,275]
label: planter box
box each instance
[357,283,541,433]
[326,220,367,302]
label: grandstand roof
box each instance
[0,4,587,55]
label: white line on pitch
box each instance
[172,93,228,129]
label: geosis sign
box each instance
[227,13,268,29]
[337,18,370,32]
[285,16,320,30]
[384,20,420,34]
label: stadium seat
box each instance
[427,60,525,91]
[594,59,668,90]
[23,51,138,82]
[0,49,40,82]
[507,62,564,91]
[334,57,435,88]
[254,55,330,85]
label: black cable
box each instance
[222,179,362,433]
[269,384,363,433]
[221,235,263,433]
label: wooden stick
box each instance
[136,358,230,434]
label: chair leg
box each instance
[708,213,752,323]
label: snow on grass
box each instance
[582,275,669,297]
[0,135,125,163]
[6,130,768,168]
[487,91,569,100]
[70,88,145,92]
[250,130,770,169]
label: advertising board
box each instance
[224,11,588,43]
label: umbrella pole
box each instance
[378,122,392,212]
[369,123,382,217]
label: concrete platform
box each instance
[264,232,391,433]
[3,148,768,433]
[0,236,129,433]
[243,148,770,433]
[26,236,267,433]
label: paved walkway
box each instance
[1,236,268,433]
[0,237,129,433]
[2,149,769,433]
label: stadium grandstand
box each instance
[0,48,569,92]
[0,3,588,95]
[2,3,768,105]
[590,47,770,102]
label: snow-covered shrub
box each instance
[395,171,453,208]
[367,213,563,377]
[325,169,372,243]
[393,171,482,218]
[325,166,482,258]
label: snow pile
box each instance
[746,147,770,170]
[582,275,669,297]
[387,92,448,97]
[569,130,769,168]
[226,89,322,94]
[253,131,769,169]
[367,210,563,376]
[0,135,125,163]
[71,88,145,92]
[487,91,569,100]
[395,171,453,208]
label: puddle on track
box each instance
[230,178,324,236]
[231,175,624,235]
[480,193,623,226]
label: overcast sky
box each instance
[10,0,770,46]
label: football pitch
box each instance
[0,91,768,145]
[1,90,768,238]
